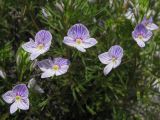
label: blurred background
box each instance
[0,0,160,119]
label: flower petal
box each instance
[30,52,41,60]
[141,16,147,25]
[22,39,37,53]
[0,68,6,79]
[37,59,52,71]
[63,36,76,47]
[98,52,112,64]
[2,91,15,104]
[136,40,145,48]
[10,102,18,114]
[34,85,44,94]
[28,78,36,88]
[108,45,123,59]
[55,65,69,76]
[12,84,28,98]
[146,23,159,31]
[53,58,70,66]
[143,30,152,42]
[35,30,52,44]
[76,46,86,52]
[82,38,97,48]
[103,63,113,76]
[17,98,29,110]
[67,24,90,39]
[41,69,55,78]
[113,59,121,68]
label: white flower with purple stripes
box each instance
[63,23,97,52]
[38,57,70,78]
[141,16,159,31]
[98,45,123,76]
[132,24,152,47]
[22,30,52,60]
[2,84,29,114]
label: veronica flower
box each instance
[153,79,160,92]
[28,78,44,93]
[63,24,97,52]
[38,57,70,78]
[22,30,52,60]
[141,16,159,31]
[0,67,6,79]
[124,8,136,23]
[98,45,123,75]
[42,8,49,18]
[2,84,29,114]
[132,24,152,47]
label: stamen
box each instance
[76,39,82,45]
[37,44,44,50]
[52,65,59,71]
[138,35,143,40]
[15,96,21,101]
[112,57,116,62]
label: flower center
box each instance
[52,65,59,71]
[37,44,44,50]
[76,39,82,45]
[112,57,117,62]
[138,35,143,40]
[15,96,21,101]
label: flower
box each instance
[42,8,49,18]
[37,57,70,78]
[98,45,123,76]
[132,24,152,47]
[63,24,97,52]
[124,8,136,23]
[141,16,159,31]
[28,78,44,93]
[22,30,52,60]
[0,67,6,79]
[2,84,29,114]
[153,79,160,92]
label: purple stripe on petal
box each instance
[55,65,69,76]
[141,16,158,30]
[17,98,29,110]
[67,24,90,40]
[136,40,145,48]
[12,84,28,98]
[35,30,52,44]
[63,36,76,47]
[98,52,112,64]
[143,30,152,41]
[22,40,37,53]
[37,59,53,70]
[2,91,15,104]
[133,24,148,37]
[82,38,97,48]
[108,45,123,59]
[146,23,159,30]
[53,57,70,66]
[10,102,18,114]
[141,16,148,25]
[132,31,138,39]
